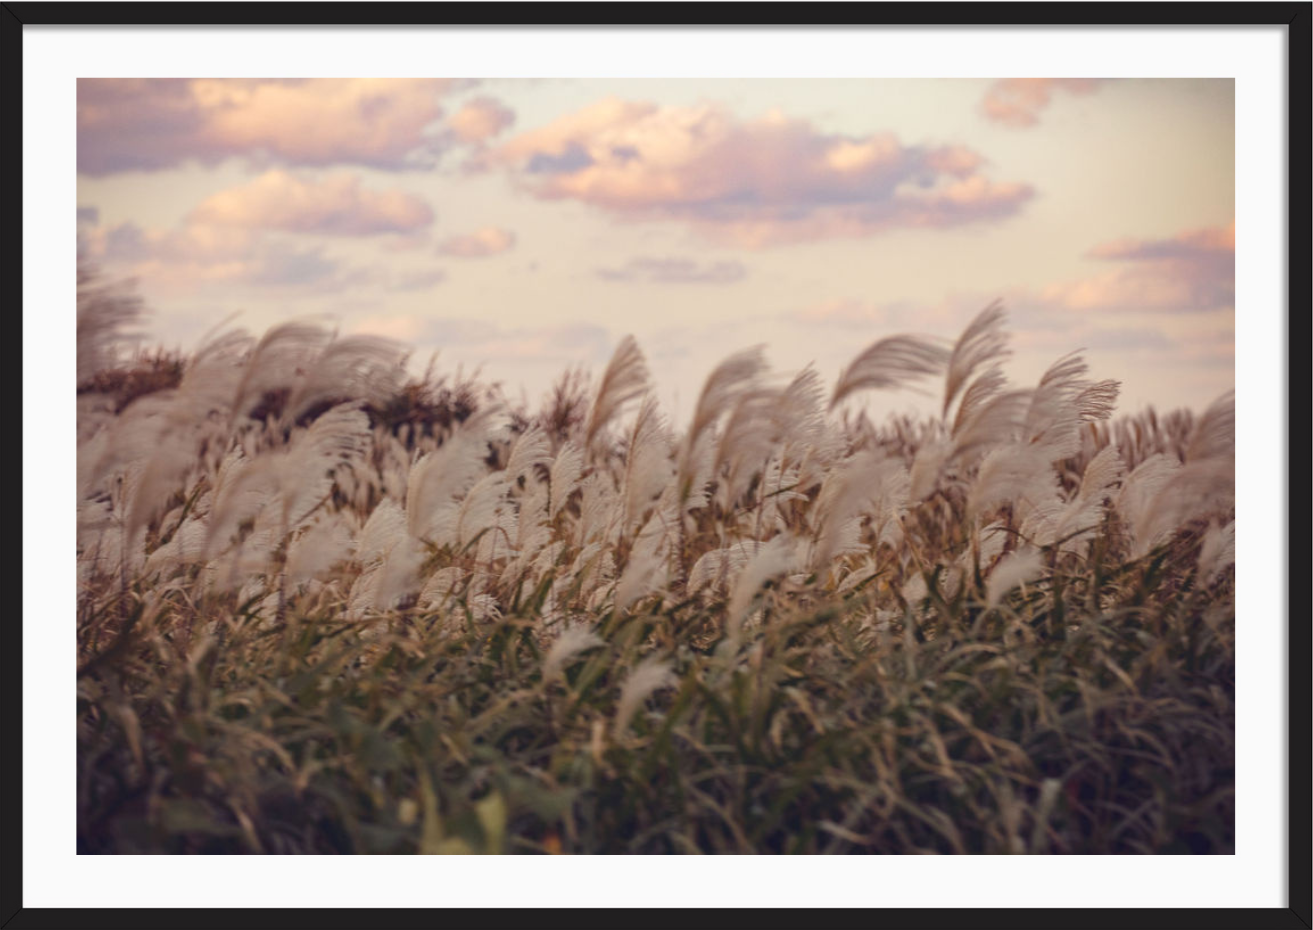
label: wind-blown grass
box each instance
[76,267,1234,855]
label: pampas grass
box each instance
[77,275,1235,855]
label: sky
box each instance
[76,77,1235,421]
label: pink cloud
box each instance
[493,99,1033,247]
[449,96,516,143]
[79,218,367,295]
[85,220,259,267]
[981,78,1104,128]
[189,170,434,236]
[78,78,464,174]
[788,221,1234,359]
[436,227,517,258]
[1085,221,1234,262]
[1047,222,1234,314]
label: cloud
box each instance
[493,99,1033,247]
[981,78,1104,128]
[189,170,434,236]
[449,96,516,143]
[1046,222,1235,315]
[436,227,517,258]
[596,256,746,284]
[79,218,366,294]
[1085,221,1234,263]
[784,221,1233,411]
[87,220,258,266]
[792,223,1234,335]
[78,78,464,175]
[77,205,100,225]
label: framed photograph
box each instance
[11,4,1308,928]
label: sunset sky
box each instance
[76,78,1235,419]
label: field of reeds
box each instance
[76,265,1235,855]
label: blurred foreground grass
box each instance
[77,534,1233,855]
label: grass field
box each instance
[76,269,1235,854]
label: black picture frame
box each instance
[6,4,1308,928]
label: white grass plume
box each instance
[986,547,1044,608]
[417,566,466,610]
[1021,352,1088,460]
[175,326,254,420]
[1023,444,1124,551]
[347,533,424,618]
[836,559,880,595]
[503,478,552,583]
[454,471,513,550]
[123,431,209,545]
[715,383,787,505]
[143,516,209,577]
[584,335,650,453]
[356,497,407,564]
[830,335,950,410]
[1115,453,1181,556]
[967,444,1057,517]
[1185,390,1235,463]
[687,541,755,595]
[405,407,499,543]
[203,452,275,558]
[286,334,404,423]
[676,431,715,515]
[231,320,331,421]
[286,513,355,585]
[902,571,929,605]
[812,450,908,567]
[613,513,669,613]
[622,396,673,534]
[780,366,827,454]
[205,519,281,594]
[568,540,617,604]
[206,402,370,554]
[87,392,175,491]
[77,266,146,384]
[504,424,552,483]
[277,403,371,528]
[575,473,619,547]
[548,441,585,521]
[541,625,605,683]
[951,367,1009,439]
[613,656,676,737]
[108,332,252,541]
[678,345,767,490]
[726,535,798,638]
[944,301,1010,419]
[1197,519,1235,585]
[949,388,1032,465]
[908,438,953,502]
[975,520,1009,566]
[758,455,808,534]
[1078,443,1125,504]
[1130,458,1234,558]
[1075,379,1121,421]
[779,366,845,491]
